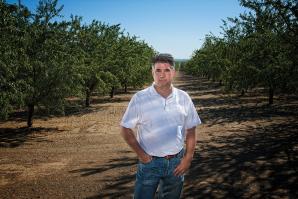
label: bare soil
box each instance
[1,73,297,199]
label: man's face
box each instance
[152,62,175,88]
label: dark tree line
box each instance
[0,0,155,127]
[184,0,298,104]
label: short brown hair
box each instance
[152,53,175,67]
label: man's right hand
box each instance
[139,153,152,164]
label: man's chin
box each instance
[155,82,171,88]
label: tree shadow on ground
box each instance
[69,150,137,198]
[69,157,137,177]
[1,104,102,123]
[0,127,59,148]
[89,96,131,105]
[71,121,297,198]
[183,121,298,199]
[86,172,136,199]
[196,99,298,126]
[177,74,298,198]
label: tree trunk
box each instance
[110,86,115,98]
[27,104,34,127]
[125,84,127,93]
[269,87,274,105]
[85,90,91,107]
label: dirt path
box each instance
[1,73,297,199]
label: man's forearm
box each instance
[120,127,147,159]
[185,127,196,160]
[173,127,197,176]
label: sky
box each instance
[7,0,247,59]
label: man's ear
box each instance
[172,69,176,77]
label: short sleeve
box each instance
[185,96,201,129]
[120,94,139,129]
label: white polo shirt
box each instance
[120,84,201,157]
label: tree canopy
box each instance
[0,0,155,127]
[184,0,298,104]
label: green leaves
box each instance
[185,0,298,104]
[1,0,154,125]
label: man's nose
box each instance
[159,72,165,77]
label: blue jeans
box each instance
[134,149,184,199]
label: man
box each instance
[120,53,201,199]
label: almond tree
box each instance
[0,1,28,119]
[72,18,121,107]
[1,0,82,126]
[186,0,298,104]
[112,34,154,93]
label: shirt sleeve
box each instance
[185,96,201,129]
[120,94,139,129]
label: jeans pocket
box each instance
[137,158,160,186]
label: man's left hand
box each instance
[173,156,192,176]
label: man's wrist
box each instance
[138,151,149,159]
[184,153,194,161]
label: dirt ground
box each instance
[1,73,297,199]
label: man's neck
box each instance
[154,84,173,98]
